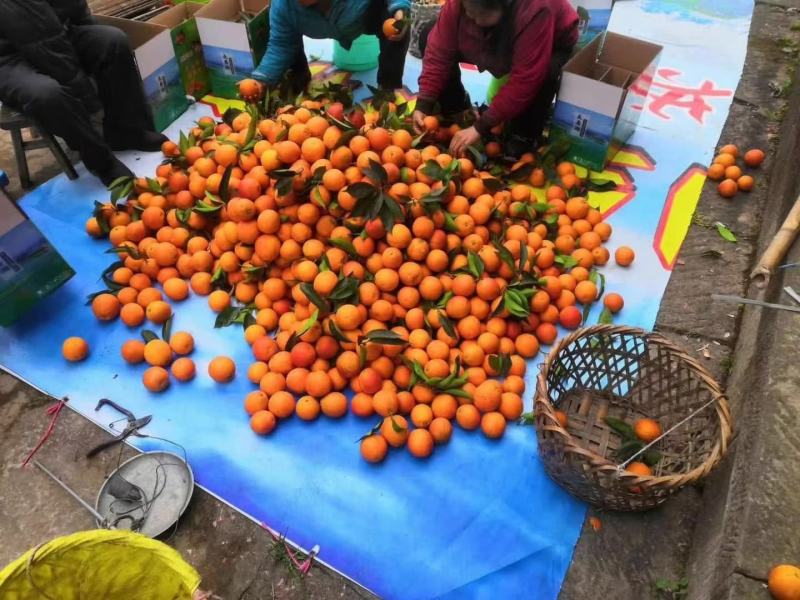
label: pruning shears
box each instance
[86,399,152,458]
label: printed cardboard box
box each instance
[550,32,662,171]
[150,2,211,99]
[195,0,270,98]
[0,190,74,326]
[569,0,614,49]
[94,15,188,131]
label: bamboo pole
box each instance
[751,193,800,288]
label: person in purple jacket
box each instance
[414,0,579,156]
[252,0,411,93]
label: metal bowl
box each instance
[95,451,194,537]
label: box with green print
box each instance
[195,0,270,99]
[0,191,74,326]
[149,2,211,99]
[94,16,188,131]
[550,32,662,171]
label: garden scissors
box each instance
[86,399,152,458]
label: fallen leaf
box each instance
[589,516,602,532]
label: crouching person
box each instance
[413,0,579,157]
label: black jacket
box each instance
[0,0,98,106]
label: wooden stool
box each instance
[0,105,78,189]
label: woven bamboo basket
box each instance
[535,325,733,511]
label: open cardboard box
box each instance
[149,2,211,98]
[569,0,614,49]
[550,31,662,171]
[94,15,189,131]
[195,0,269,98]
[0,190,74,326]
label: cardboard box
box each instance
[195,0,269,98]
[95,15,189,131]
[150,2,211,99]
[0,191,74,326]
[569,0,614,49]
[550,32,662,171]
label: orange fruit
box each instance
[554,409,568,428]
[163,278,189,301]
[171,357,196,381]
[250,410,277,435]
[626,461,652,477]
[360,434,388,463]
[143,366,170,392]
[499,392,523,420]
[480,412,506,439]
[706,163,725,181]
[145,300,172,324]
[473,380,502,413]
[91,293,120,321]
[614,246,635,267]
[168,331,194,356]
[144,339,172,367]
[321,392,348,418]
[410,404,434,428]
[712,152,736,167]
[268,390,296,419]
[245,390,270,415]
[514,333,540,358]
[724,165,742,181]
[120,302,145,327]
[373,389,399,417]
[407,429,434,458]
[768,565,800,600]
[717,178,738,198]
[456,404,481,430]
[422,416,452,447]
[604,292,624,313]
[296,395,321,421]
[574,280,598,304]
[380,415,409,447]
[121,339,145,364]
[737,175,754,192]
[743,148,765,167]
[208,356,236,382]
[62,337,89,362]
[633,418,662,442]
[208,290,231,312]
[422,115,439,132]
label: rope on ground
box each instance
[21,397,69,468]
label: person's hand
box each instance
[387,10,408,41]
[412,109,426,134]
[449,126,481,157]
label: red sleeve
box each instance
[416,0,460,108]
[476,9,555,134]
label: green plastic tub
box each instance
[333,35,379,72]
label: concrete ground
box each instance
[3,2,800,598]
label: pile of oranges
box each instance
[707,143,765,199]
[72,81,635,463]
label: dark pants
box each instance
[287,0,410,92]
[0,24,155,174]
[419,23,571,141]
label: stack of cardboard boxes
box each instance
[94,0,268,131]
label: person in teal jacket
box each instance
[252,0,410,92]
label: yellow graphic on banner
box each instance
[653,164,707,269]
[199,95,245,117]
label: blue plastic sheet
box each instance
[0,1,752,597]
